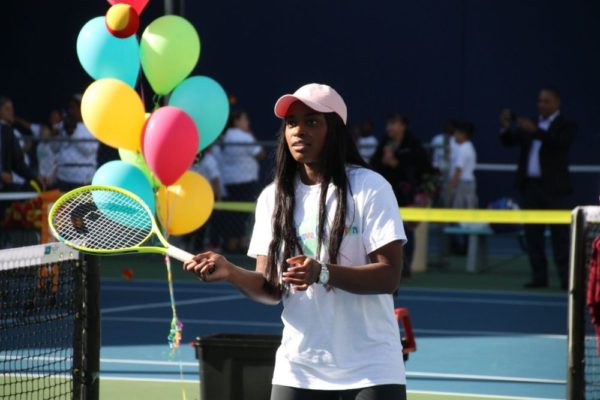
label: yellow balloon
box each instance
[157,171,214,235]
[81,78,145,151]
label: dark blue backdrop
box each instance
[1,0,598,205]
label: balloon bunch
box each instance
[76,0,229,235]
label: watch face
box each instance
[320,264,329,285]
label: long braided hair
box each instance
[264,112,368,289]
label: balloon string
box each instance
[165,254,183,352]
[163,192,183,353]
[162,193,186,400]
[139,71,146,106]
[136,33,146,107]
[152,94,163,111]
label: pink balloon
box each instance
[107,0,149,14]
[142,106,199,186]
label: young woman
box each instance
[370,113,434,278]
[185,83,407,400]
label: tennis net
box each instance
[0,243,100,400]
[568,206,600,399]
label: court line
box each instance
[102,277,231,288]
[101,294,244,314]
[103,315,282,327]
[102,285,238,294]
[401,287,567,299]
[406,371,565,385]
[97,359,563,385]
[99,375,198,384]
[408,389,560,400]
[412,328,566,339]
[102,278,568,299]
[1,373,561,400]
[100,284,564,307]
[100,358,197,368]
[399,295,565,307]
[96,361,564,386]
[101,316,566,339]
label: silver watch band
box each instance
[318,262,329,285]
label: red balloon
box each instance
[142,106,199,186]
[107,0,149,14]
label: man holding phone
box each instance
[499,87,576,290]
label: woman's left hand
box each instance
[284,255,321,291]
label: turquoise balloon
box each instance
[169,76,229,152]
[77,16,140,88]
[92,160,155,213]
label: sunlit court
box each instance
[1,1,599,399]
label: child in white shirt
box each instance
[450,121,477,209]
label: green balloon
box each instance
[140,16,201,95]
[118,148,162,189]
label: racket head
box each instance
[48,185,163,255]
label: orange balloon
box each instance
[157,171,214,235]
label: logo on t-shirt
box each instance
[296,214,358,257]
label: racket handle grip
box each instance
[166,246,195,262]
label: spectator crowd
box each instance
[0,86,575,289]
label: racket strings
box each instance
[51,189,153,251]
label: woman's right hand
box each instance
[183,251,232,282]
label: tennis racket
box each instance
[48,185,194,262]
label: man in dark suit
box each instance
[499,87,576,289]
[0,96,36,191]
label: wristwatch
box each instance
[317,262,329,285]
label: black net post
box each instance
[73,255,100,400]
[84,255,101,400]
[72,254,100,400]
[567,207,585,400]
[73,256,84,400]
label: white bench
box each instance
[442,225,528,273]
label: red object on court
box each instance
[395,307,416,355]
[121,268,134,280]
[586,236,600,355]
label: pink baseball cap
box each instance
[274,83,347,124]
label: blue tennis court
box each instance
[99,277,567,399]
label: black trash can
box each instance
[194,333,281,400]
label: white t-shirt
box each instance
[451,141,476,181]
[220,128,262,185]
[248,166,407,390]
[56,122,99,184]
[191,151,225,197]
[527,110,559,178]
[430,133,457,173]
[193,152,220,182]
